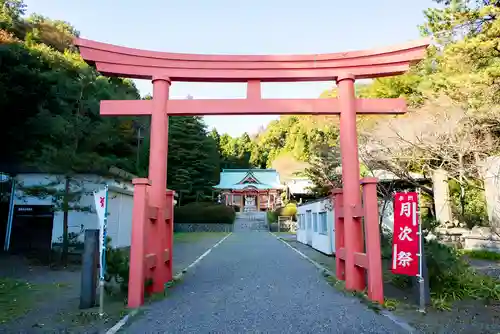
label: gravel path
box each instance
[125,231,407,334]
[173,233,230,274]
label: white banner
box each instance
[94,186,108,280]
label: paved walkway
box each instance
[125,231,407,333]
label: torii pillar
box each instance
[128,75,175,307]
[337,73,365,291]
[147,75,173,292]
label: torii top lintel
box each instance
[74,38,430,82]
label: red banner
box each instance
[392,192,420,276]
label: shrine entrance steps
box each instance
[234,211,268,232]
[125,232,406,333]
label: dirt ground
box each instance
[282,237,500,334]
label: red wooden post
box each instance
[149,76,171,292]
[128,178,150,308]
[332,189,345,281]
[337,73,365,292]
[361,177,384,304]
[74,36,430,307]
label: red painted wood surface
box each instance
[74,36,430,308]
[74,37,430,81]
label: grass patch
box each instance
[173,232,228,243]
[55,294,128,329]
[462,249,500,261]
[56,276,184,332]
[0,278,40,324]
[0,278,69,324]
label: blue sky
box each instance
[25,0,436,137]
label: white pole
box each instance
[99,184,109,318]
[417,188,425,313]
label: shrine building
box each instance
[214,169,284,212]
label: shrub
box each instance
[104,238,163,298]
[267,210,279,224]
[380,231,500,303]
[175,202,235,224]
[280,203,297,217]
[425,239,500,301]
[104,237,129,295]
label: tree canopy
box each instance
[2,0,499,228]
[0,0,225,205]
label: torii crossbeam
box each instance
[74,37,430,308]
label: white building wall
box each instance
[296,196,394,255]
[13,173,134,248]
[297,197,335,255]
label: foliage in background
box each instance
[301,144,342,196]
[0,0,238,262]
[449,180,488,228]
[137,116,220,204]
[0,1,146,264]
[279,203,297,217]
[266,210,279,224]
[174,202,236,225]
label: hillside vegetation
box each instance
[214,0,500,227]
[2,0,499,228]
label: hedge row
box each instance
[174,202,236,224]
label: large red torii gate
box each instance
[74,37,429,308]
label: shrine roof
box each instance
[214,169,283,190]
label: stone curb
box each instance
[269,232,417,334]
[105,232,233,334]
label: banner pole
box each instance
[99,184,109,318]
[417,188,426,313]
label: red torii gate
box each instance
[74,37,429,308]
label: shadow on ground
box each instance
[283,237,500,334]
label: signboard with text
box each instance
[392,192,420,276]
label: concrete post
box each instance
[482,156,500,228]
[80,229,99,309]
[432,168,452,226]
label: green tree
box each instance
[0,0,26,35]
[0,5,142,263]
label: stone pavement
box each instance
[124,231,407,333]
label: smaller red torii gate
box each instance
[75,37,429,308]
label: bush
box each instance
[175,202,235,224]
[267,210,279,224]
[380,231,500,303]
[279,203,297,217]
[425,239,500,301]
[104,237,129,295]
